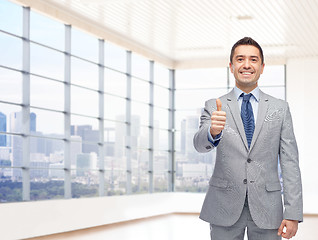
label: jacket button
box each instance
[243,179,247,184]
[247,158,251,163]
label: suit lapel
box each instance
[226,90,249,151]
[249,90,269,150]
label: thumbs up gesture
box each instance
[210,98,226,138]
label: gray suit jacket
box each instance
[193,89,303,229]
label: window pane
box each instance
[12,135,23,168]
[154,107,169,130]
[30,11,64,50]
[131,53,149,80]
[0,0,22,36]
[71,27,98,62]
[30,108,64,137]
[71,115,99,138]
[0,173,23,202]
[104,95,126,121]
[104,123,116,157]
[154,86,169,108]
[30,178,64,201]
[0,33,22,70]
[131,102,149,126]
[105,69,126,97]
[176,88,228,110]
[154,129,169,151]
[30,76,64,111]
[154,151,168,192]
[105,42,126,72]
[0,68,22,104]
[176,68,227,89]
[30,137,64,164]
[0,142,11,165]
[71,57,99,89]
[131,149,149,193]
[1,104,23,134]
[104,120,126,159]
[72,169,99,198]
[175,109,200,131]
[259,65,285,86]
[154,63,169,88]
[30,43,64,80]
[70,137,82,167]
[105,168,126,196]
[71,86,99,117]
[138,126,149,149]
[71,116,99,157]
[131,116,148,149]
[175,150,215,193]
[132,78,149,103]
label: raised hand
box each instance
[210,98,226,138]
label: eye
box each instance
[237,58,243,62]
[251,58,258,62]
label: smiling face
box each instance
[229,45,265,93]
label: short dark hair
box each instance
[230,37,264,64]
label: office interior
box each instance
[0,0,317,239]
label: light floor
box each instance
[26,213,318,240]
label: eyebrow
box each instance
[235,55,259,59]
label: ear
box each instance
[260,63,265,74]
[229,62,234,73]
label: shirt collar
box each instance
[234,86,260,102]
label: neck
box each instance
[236,84,258,94]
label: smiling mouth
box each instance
[240,72,254,75]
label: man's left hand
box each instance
[277,219,298,239]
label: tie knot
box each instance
[242,93,252,102]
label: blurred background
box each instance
[0,0,317,239]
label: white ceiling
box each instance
[12,0,318,68]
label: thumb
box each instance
[277,221,285,235]
[216,98,222,111]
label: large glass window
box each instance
[0,32,22,70]
[30,11,64,50]
[0,0,285,202]
[0,0,22,36]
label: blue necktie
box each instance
[241,93,255,148]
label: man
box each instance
[193,37,303,240]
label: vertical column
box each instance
[64,24,71,199]
[98,39,105,196]
[168,69,175,192]
[22,7,30,201]
[126,51,132,194]
[148,61,154,193]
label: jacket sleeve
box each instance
[279,103,303,222]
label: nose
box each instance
[243,59,251,69]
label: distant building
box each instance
[10,112,37,179]
[76,152,97,176]
[71,125,98,154]
[0,112,7,146]
[49,162,64,179]
[30,112,36,132]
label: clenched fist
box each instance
[210,98,226,138]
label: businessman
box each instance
[193,37,303,240]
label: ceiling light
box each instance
[236,15,253,20]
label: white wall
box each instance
[286,56,318,214]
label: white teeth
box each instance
[241,72,252,74]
